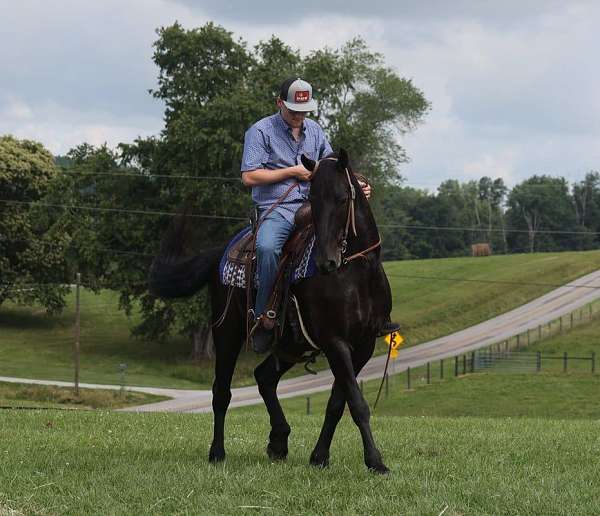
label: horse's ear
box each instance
[301,154,316,172]
[338,148,349,170]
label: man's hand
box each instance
[290,164,312,182]
[358,179,372,200]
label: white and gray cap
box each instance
[279,77,318,112]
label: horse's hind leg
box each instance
[208,289,244,463]
[323,339,388,474]
[254,354,295,460]
[309,341,374,469]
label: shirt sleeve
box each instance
[241,125,269,172]
[318,129,333,158]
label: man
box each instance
[241,77,373,353]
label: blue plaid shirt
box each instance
[241,112,332,223]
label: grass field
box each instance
[0,381,166,410]
[274,372,600,419]
[1,411,599,515]
[1,250,599,389]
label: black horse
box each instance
[150,149,393,473]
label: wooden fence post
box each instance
[306,396,311,415]
[563,352,568,373]
[570,313,574,329]
[74,272,81,397]
[454,356,458,377]
[407,367,411,390]
[427,362,431,384]
[536,351,541,373]
[440,359,444,380]
[470,352,475,373]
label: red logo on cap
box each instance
[295,90,310,103]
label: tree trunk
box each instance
[523,209,538,253]
[190,325,214,361]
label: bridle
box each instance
[310,157,381,266]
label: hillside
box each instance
[1,250,599,389]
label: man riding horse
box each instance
[242,77,397,353]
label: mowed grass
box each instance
[276,372,600,419]
[1,250,599,389]
[0,381,167,410]
[1,411,599,515]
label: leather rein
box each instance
[311,157,381,266]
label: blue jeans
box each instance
[254,209,294,317]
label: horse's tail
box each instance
[148,207,226,299]
[148,247,224,299]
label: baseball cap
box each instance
[279,77,318,112]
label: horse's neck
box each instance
[345,194,380,259]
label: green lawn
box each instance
[275,372,600,419]
[1,250,599,389]
[0,381,167,410]
[1,411,599,515]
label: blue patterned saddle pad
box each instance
[219,226,317,288]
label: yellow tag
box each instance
[384,331,404,360]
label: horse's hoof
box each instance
[309,451,330,469]
[267,443,288,461]
[368,463,390,475]
[208,447,225,464]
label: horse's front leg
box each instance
[323,339,388,474]
[254,354,295,460]
[310,339,375,469]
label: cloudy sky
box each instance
[1,1,598,188]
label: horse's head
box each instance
[302,149,356,274]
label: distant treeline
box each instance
[378,172,600,260]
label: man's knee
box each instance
[256,238,280,256]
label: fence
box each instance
[304,296,600,413]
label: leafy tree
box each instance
[506,176,575,252]
[572,171,600,249]
[0,135,70,313]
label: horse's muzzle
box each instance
[316,252,341,274]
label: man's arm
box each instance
[241,165,311,187]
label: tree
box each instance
[572,171,600,249]
[0,135,71,313]
[506,176,575,252]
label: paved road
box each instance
[3,270,600,412]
